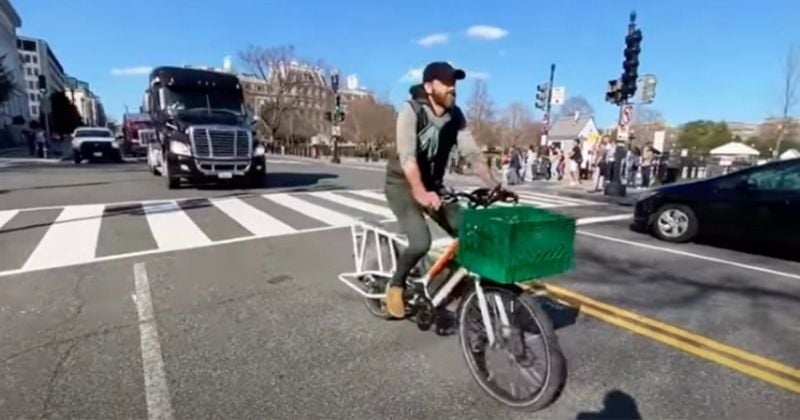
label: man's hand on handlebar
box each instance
[413,188,442,211]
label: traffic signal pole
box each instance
[535,64,556,147]
[330,70,341,164]
[604,11,643,197]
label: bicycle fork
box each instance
[474,278,511,347]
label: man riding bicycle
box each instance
[384,61,507,319]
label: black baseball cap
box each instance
[422,62,466,84]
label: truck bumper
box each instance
[166,154,266,182]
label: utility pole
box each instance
[534,63,556,147]
[329,69,345,164]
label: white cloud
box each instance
[110,66,153,76]
[417,33,449,47]
[466,25,509,40]
[400,67,423,82]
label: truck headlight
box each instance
[170,141,192,156]
[254,144,265,156]
[111,141,120,149]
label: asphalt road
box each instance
[0,156,798,419]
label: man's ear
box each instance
[423,82,433,95]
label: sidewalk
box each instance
[515,179,648,206]
[0,146,69,165]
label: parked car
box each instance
[632,158,799,248]
[71,127,123,164]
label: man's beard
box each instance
[432,90,456,109]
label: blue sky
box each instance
[15,0,800,127]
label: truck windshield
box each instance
[164,88,243,115]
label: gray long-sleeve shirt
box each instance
[386,100,483,189]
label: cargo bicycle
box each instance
[337,186,575,411]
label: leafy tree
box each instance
[40,91,82,135]
[676,120,732,153]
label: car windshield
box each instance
[75,130,112,138]
[164,88,244,115]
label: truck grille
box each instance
[138,129,157,144]
[189,128,251,158]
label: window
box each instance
[74,129,113,138]
[26,67,31,76]
[745,162,800,191]
[31,105,38,115]
[34,68,39,76]
[32,55,37,64]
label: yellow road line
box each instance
[543,284,800,381]
[520,283,800,394]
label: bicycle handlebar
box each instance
[438,186,519,208]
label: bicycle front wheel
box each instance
[457,284,567,412]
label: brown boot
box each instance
[385,286,405,319]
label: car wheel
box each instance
[652,204,698,243]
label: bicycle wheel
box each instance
[457,283,567,411]
[360,274,389,318]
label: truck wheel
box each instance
[73,153,81,164]
[163,161,179,189]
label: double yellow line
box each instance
[524,283,800,394]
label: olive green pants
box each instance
[384,183,461,288]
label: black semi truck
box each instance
[143,66,266,189]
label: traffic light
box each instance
[621,29,642,99]
[605,79,622,105]
[37,75,47,94]
[535,83,549,110]
[331,73,339,93]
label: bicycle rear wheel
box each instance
[457,283,566,411]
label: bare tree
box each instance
[238,45,329,144]
[343,95,396,152]
[774,44,800,157]
[558,96,594,119]
[631,105,665,146]
[465,79,499,148]
[498,102,536,148]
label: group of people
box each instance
[499,136,659,191]
[500,140,586,186]
[587,135,659,191]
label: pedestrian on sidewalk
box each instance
[640,143,655,188]
[568,138,583,186]
[589,135,612,192]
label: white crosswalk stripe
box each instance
[23,204,106,270]
[211,197,296,236]
[0,188,601,276]
[144,201,212,250]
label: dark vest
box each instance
[386,99,463,191]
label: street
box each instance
[0,156,798,419]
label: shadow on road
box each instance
[576,389,642,420]
[266,172,338,188]
[0,193,248,235]
[0,181,110,195]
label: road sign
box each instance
[638,74,657,103]
[550,86,565,105]
[331,125,341,137]
[620,105,633,127]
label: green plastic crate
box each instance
[455,205,576,284]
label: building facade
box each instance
[65,75,103,126]
[17,35,66,121]
[0,0,28,126]
[240,61,331,141]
